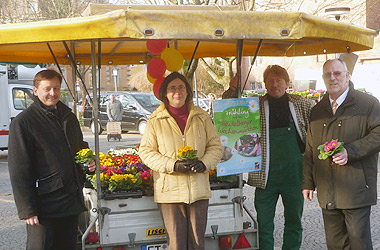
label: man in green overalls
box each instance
[247,65,314,250]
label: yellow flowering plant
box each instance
[177,146,198,161]
[90,173,109,189]
[108,173,143,192]
[75,148,96,165]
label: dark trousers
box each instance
[158,199,209,250]
[26,215,79,250]
[322,206,372,250]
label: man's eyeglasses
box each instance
[167,85,186,92]
[322,71,347,79]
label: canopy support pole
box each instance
[71,42,78,115]
[242,39,263,93]
[186,41,200,74]
[90,39,101,207]
[236,40,243,98]
[62,41,93,105]
[194,73,198,105]
[97,39,102,102]
[236,39,244,189]
[46,42,76,102]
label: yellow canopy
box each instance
[0,5,376,65]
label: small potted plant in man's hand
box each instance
[75,148,97,173]
[317,139,345,160]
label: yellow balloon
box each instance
[147,72,156,84]
[161,48,184,72]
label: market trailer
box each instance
[0,4,377,250]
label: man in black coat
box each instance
[8,69,95,250]
[303,59,380,250]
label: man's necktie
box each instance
[332,100,338,114]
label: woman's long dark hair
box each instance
[158,72,193,105]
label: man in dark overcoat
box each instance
[8,69,95,250]
[303,59,380,250]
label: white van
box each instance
[0,65,42,150]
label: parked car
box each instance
[83,92,161,135]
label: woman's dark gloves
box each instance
[174,160,206,173]
[174,160,194,173]
[190,161,206,173]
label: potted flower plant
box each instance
[317,139,345,160]
[76,146,153,199]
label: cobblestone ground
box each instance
[243,181,380,250]
[2,149,380,249]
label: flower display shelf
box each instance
[210,181,239,190]
[102,189,144,200]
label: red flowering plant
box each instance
[80,145,153,194]
[139,168,154,194]
[317,139,345,160]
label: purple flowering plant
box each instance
[317,139,344,160]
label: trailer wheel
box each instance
[91,120,103,135]
[138,120,147,135]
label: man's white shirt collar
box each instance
[329,86,349,108]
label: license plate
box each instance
[141,243,168,250]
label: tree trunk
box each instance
[184,58,199,88]
[200,57,235,90]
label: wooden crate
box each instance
[106,122,121,141]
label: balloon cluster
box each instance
[146,39,184,99]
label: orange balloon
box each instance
[161,48,184,72]
[153,77,164,99]
[147,72,156,84]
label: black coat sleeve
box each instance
[8,118,38,220]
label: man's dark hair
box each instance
[158,72,193,105]
[34,69,62,88]
[263,65,290,83]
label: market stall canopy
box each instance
[0,4,377,65]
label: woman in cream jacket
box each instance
[139,72,222,250]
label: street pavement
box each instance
[0,151,26,249]
[1,130,380,249]
[244,183,380,250]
